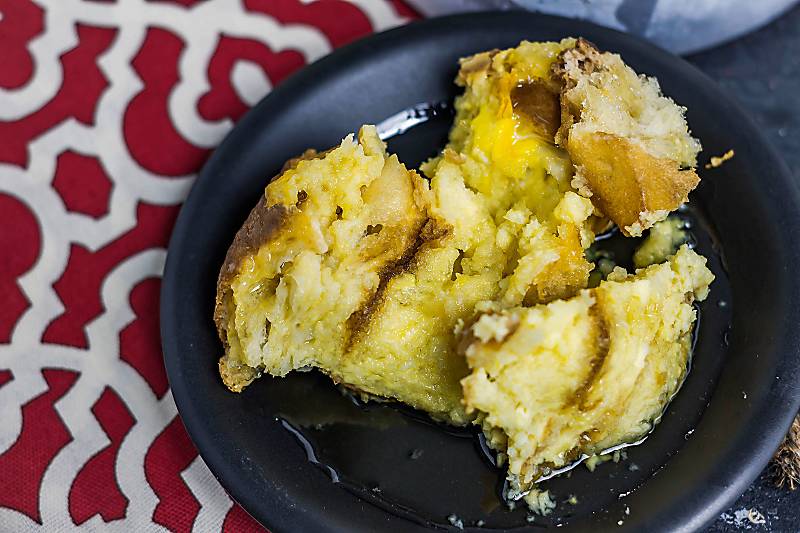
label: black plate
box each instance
[161,13,800,533]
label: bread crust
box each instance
[552,38,701,236]
[214,149,323,391]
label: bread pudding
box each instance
[461,245,713,500]
[215,126,433,393]
[216,40,611,423]
[554,39,701,236]
[214,37,711,502]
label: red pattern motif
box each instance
[0,1,419,531]
[68,387,134,525]
[52,152,113,219]
[120,278,170,398]
[42,203,180,349]
[0,0,44,90]
[125,28,212,177]
[0,369,78,523]
[198,36,305,123]
[0,24,116,168]
[223,503,263,533]
[145,417,202,533]
[0,193,40,344]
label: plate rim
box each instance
[161,11,800,533]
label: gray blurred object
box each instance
[405,0,799,55]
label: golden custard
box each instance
[461,246,714,499]
[633,216,688,268]
[215,38,707,438]
[426,38,598,308]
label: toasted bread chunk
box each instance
[215,125,432,393]
[554,39,702,236]
[461,246,713,497]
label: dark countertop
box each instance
[688,5,800,532]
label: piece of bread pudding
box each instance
[461,245,713,501]
[214,35,709,466]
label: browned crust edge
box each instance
[213,201,290,333]
[213,149,324,381]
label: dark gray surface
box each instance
[689,6,800,532]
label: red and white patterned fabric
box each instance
[0,1,417,530]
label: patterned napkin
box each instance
[0,1,415,530]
